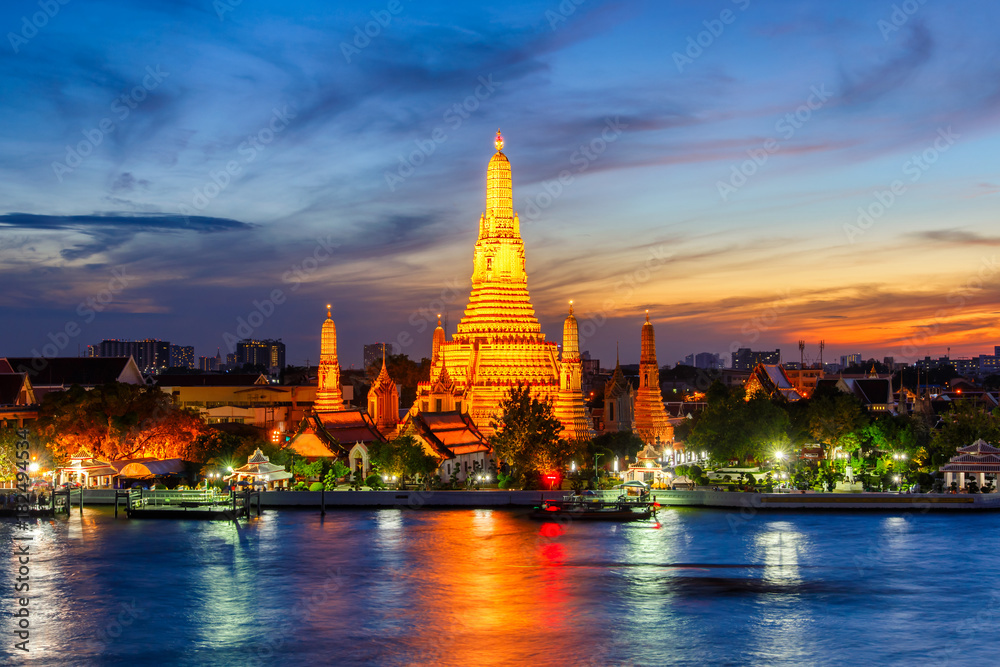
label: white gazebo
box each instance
[226,448,293,490]
[622,444,670,488]
[56,454,119,488]
[939,439,1000,491]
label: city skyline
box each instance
[2,1,999,369]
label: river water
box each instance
[2,506,995,666]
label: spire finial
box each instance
[616,341,620,367]
[382,343,387,366]
[495,129,504,152]
[437,313,442,327]
[326,304,331,319]
[645,309,649,323]
[568,300,574,315]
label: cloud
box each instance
[0,212,255,260]
[911,229,1000,247]
[837,22,933,107]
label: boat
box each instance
[529,493,656,522]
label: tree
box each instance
[807,387,868,460]
[34,383,205,461]
[928,400,1000,465]
[489,384,570,488]
[686,384,790,464]
[368,434,439,487]
[324,461,351,490]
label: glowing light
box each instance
[28,462,39,473]
[494,128,503,151]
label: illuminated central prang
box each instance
[413,132,586,436]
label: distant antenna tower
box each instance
[798,340,805,390]
[819,340,825,370]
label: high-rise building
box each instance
[840,353,862,368]
[169,345,195,369]
[363,343,391,372]
[683,354,695,367]
[97,339,170,374]
[731,348,780,370]
[235,339,285,372]
[199,352,221,372]
[694,352,722,369]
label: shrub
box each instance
[308,482,324,492]
[365,473,385,489]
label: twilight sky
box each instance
[1,0,998,369]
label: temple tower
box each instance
[415,131,561,435]
[315,304,344,412]
[368,347,399,433]
[552,302,596,441]
[633,311,674,444]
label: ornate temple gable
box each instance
[367,347,400,433]
[315,304,345,413]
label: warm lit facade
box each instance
[552,303,595,441]
[413,131,564,436]
[367,349,400,435]
[315,305,344,412]
[632,312,674,444]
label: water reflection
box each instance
[2,508,999,665]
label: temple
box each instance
[552,302,596,441]
[412,131,565,436]
[632,312,674,444]
[314,304,344,412]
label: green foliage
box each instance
[928,400,1000,465]
[675,464,689,478]
[687,385,790,464]
[368,435,439,485]
[807,387,868,458]
[323,461,351,490]
[488,384,573,488]
[587,431,644,463]
[308,482,324,492]
[296,459,324,480]
[365,473,385,489]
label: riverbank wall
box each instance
[73,488,1000,511]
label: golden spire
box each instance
[569,300,574,315]
[326,303,331,319]
[495,129,504,152]
[485,130,513,227]
[645,309,650,323]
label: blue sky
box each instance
[1,0,998,369]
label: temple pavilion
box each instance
[226,448,292,490]
[939,439,1000,491]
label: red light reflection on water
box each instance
[539,522,564,538]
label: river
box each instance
[2,506,994,665]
